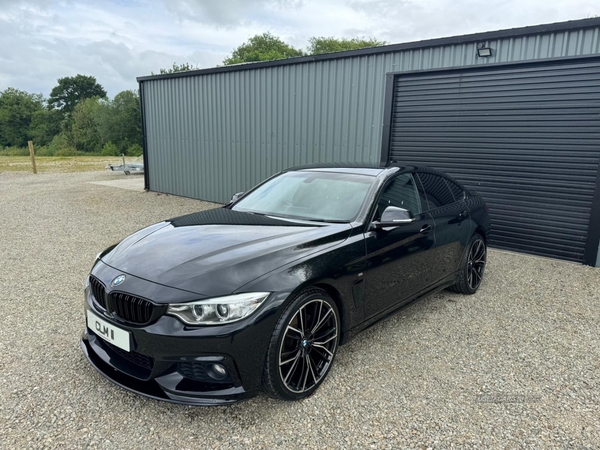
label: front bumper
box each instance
[80,303,279,405]
[81,331,252,405]
[80,263,282,405]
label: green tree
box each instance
[48,74,107,114]
[70,97,102,153]
[223,32,303,65]
[126,143,143,157]
[152,62,195,75]
[0,88,44,147]
[307,37,387,55]
[100,141,120,156]
[95,90,142,153]
[46,132,76,156]
[29,108,63,146]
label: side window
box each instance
[375,174,421,220]
[415,173,456,210]
[445,179,466,201]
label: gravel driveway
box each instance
[1,171,599,449]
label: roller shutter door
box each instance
[387,58,600,263]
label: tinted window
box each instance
[415,173,456,210]
[414,176,429,211]
[374,174,421,220]
[445,179,466,201]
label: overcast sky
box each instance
[0,0,598,98]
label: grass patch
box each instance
[0,155,143,173]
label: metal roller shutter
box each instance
[386,57,600,263]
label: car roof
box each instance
[287,161,386,170]
[286,161,451,172]
[283,162,469,190]
[286,162,397,177]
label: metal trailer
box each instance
[108,154,144,176]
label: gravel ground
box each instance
[0,170,599,449]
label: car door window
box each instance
[374,173,421,220]
[445,179,466,201]
[415,173,456,211]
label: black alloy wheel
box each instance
[467,238,486,290]
[450,233,487,295]
[263,288,340,400]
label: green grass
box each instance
[0,155,143,173]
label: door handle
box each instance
[420,224,432,234]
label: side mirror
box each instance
[230,192,244,203]
[371,206,415,229]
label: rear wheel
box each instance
[262,288,340,401]
[449,233,487,294]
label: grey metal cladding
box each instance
[141,24,600,205]
[388,57,600,263]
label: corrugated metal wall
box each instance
[141,25,600,205]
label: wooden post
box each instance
[28,141,37,174]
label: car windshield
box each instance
[232,170,376,222]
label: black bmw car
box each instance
[82,163,490,405]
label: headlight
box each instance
[167,292,270,325]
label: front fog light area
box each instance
[177,361,232,383]
[167,292,270,325]
[208,363,227,380]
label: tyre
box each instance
[449,233,487,295]
[262,288,340,401]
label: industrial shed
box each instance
[137,18,600,266]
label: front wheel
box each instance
[262,288,340,401]
[449,233,487,295]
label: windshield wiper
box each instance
[244,210,347,224]
[300,218,349,224]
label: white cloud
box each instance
[0,0,597,98]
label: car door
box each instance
[364,173,436,319]
[414,172,471,283]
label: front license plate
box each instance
[87,310,131,352]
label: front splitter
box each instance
[80,335,255,406]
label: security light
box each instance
[477,43,492,57]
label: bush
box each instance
[35,146,54,156]
[126,144,143,157]
[48,133,76,156]
[100,141,120,156]
[0,146,30,156]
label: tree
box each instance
[48,75,107,114]
[100,141,120,156]
[95,90,142,153]
[0,88,44,147]
[70,97,102,153]
[307,37,387,55]
[152,62,195,75]
[223,32,303,65]
[29,108,63,147]
[46,132,76,156]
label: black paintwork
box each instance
[82,164,490,405]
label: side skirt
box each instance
[341,275,457,344]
